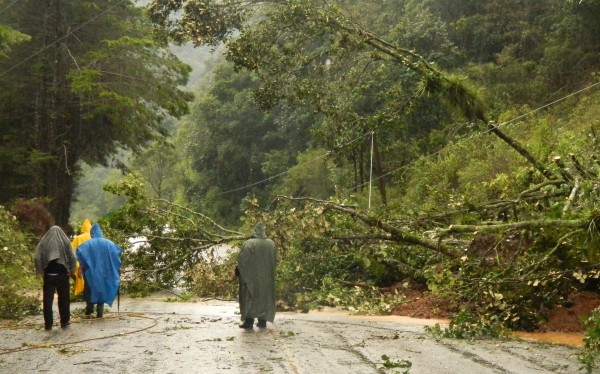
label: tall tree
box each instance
[176,64,312,223]
[130,139,177,200]
[148,0,556,196]
[0,0,191,225]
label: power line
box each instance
[493,81,600,130]
[217,131,371,196]
[0,0,126,79]
[351,79,600,193]
[216,79,600,200]
[0,0,20,15]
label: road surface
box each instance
[0,294,588,373]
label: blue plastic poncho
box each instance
[76,223,122,306]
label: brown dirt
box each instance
[390,287,600,333]
[540,291,600,333]
[389,284,456,320]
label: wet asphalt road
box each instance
[0,294,588,374]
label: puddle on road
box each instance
[514,331,584,348]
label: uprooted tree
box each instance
[142,0,600,322]
[137,1,600,370]
[100,166,600,370]
[105,167,600,327]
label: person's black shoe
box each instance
[239,323,253,329]
[256,321,267,328]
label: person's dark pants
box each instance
[43,273,71,329]
[82,274,104,317]
[242,318,267,327]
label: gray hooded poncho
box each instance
[237,222,277,322]
[35,226,77,275]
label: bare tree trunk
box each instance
[372,132,387,205]
[359,144,365,191]
[34,0,76,226]
[352,153,359,192]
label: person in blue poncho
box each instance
[76,223,122,318]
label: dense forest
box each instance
[1,0,599,371]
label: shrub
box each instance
[579,307,600,374]
[0,205,41,319]
[426,310,511,340]
[187,256,238,299]
[11,199,53,237]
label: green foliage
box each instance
[2,4,600,357]
[187,256,238,299]
[144,2,600,346]
[380,354,412,373]
[103,172,244,296]
[173,64,313,224]
[71,164,126,224]
[148,0,244,47]
[129,140,179,200]
[0,0,191,224]
[0,205,40,319]
[424,228,585,331]
[165,292,195,302]
[426,310,511,340]
[242,197,410,314]
[0,23,30,57]
[400,135,534,216]
[579,307,600,373]
[274,149,336,199]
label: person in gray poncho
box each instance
[235,222,277,329]
[35,226,77,330]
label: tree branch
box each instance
[275,195,460,257]
[436,217,592,237]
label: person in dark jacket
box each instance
[76,223,122,318]
[235,222,277,329]
[35,226,78,330]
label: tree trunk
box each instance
[352,153,359,193]
[372,132,387,205]
[359,144,365,191]
[36,0,76,226]
[486,123,555,180]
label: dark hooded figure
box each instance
[236,222,277,329]
[35,226,77,330]
[76,223,122,318]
